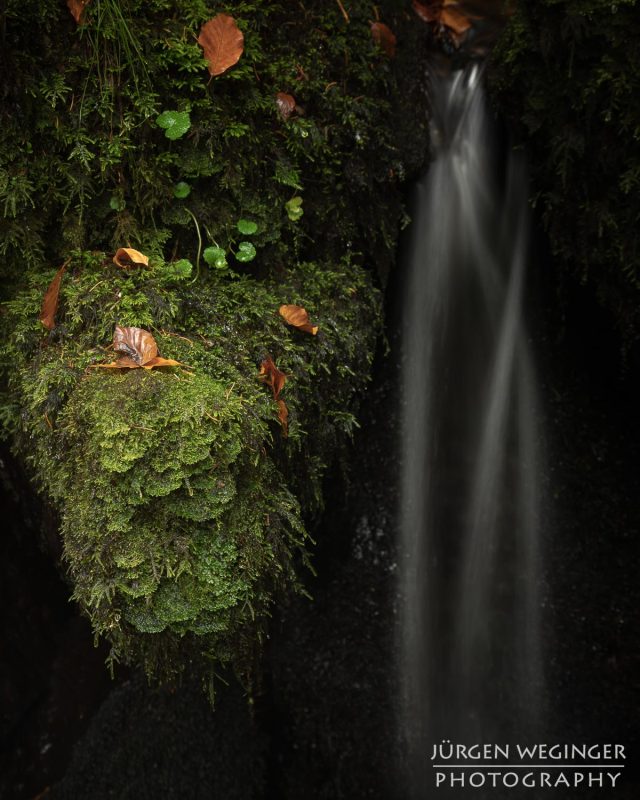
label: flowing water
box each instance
[399,63,543,798]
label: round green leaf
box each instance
[109,195,126,212]
[173,181,191,199]
[203,246,228,269]
[237,218,258,235]
[156,110,191,140]
[235,242,256,263]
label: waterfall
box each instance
[399,63,543,798]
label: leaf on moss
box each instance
[277,399,289,437]
[279,304,319,336]
[235,241,256,262]
[173,181,191,199]
[285,196,303,221]
[113,248,149,269]
[67,0,90,24]
[276,92,296,121]
[259,356,286,401]
[92,326,182,369]
[370,22,397,58]
[203,246,228,269]
[197,14,244,77]
[156,110,191,140]
[237,218,258,235]
[39,261,68,331]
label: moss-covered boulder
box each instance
[0,0,428,686]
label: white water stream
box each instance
[399,63,543,798]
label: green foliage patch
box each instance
[489,0,640,343]
[0,0,428,687]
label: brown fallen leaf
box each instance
[412,0,439,22]
[113,248,149,269]
[259,356,287,401]
[40,260,70,331]
[92,326,182,369]
[275,92,296,121]
[441,1,473,35]
[277,399,289,437]
[279,304,319,336]
[67,0,90,24]
[198,14,244,77]
[370,21,397,58]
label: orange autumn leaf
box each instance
[412,0,439,22]
[198,14,244,77]
[277,399,289,437]
[67,0,90,24]
[113,247,149,269]
[441,1,474,35]
[275,92,296,121]
[259,356,287,401]
[39,261,69,331]
[370,22,397,58]
[278,304,319,336]
[92,326,182,370]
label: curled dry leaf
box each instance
[412,0,439,22]
[113,248,149,269]
[275,92,296,121]
[40,261,69,331]
[412,0,475,39]
[92,326,182,370]
[441,1,474,35]
[277,399,289,437]
[259,357,287,401]
[279,304,319,335]
[67,0,91,24]
[198,14,244,77]
[370,22,397,58]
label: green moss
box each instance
[0,0,428,685]
[488,0,640,343]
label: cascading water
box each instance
[399,62,543,798]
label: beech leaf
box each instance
[197,14,244,77]
[39,262,68,331]
[370,22,397,58]
[259,357,287,401]
[277,399,289,437]
[67,0,91,24]
[92,327,182,370]
[279,304,319,336]
[113,248,149,269]
[275,92,296,121]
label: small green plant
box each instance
[203,246,228,269]
[173,181,191,199]
[235,241,256,262]
[156,110,191,140]
[237,218,258,235]
[285,196,304,221]
[166,258,193,279]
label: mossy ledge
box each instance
[0,1,428,687]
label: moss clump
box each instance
[488,1,640,343]
[0,0,428,685]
